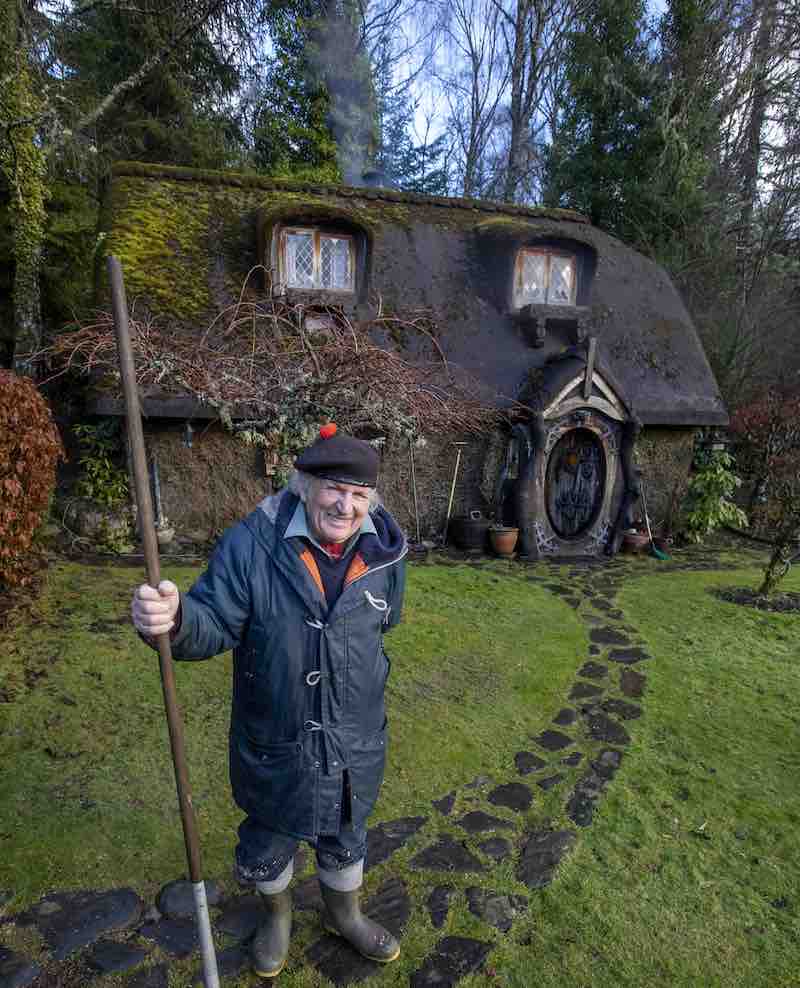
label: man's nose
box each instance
[335,491,353,513]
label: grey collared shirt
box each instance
[284,500,377,559]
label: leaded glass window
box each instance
[286,231,314,288]
[320,236,351,290]
[520,252,547,304]
[549,255,574,304]
[514,249,576,307]
[281,227,355,292]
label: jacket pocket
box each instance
[230,730,306,826]
[347,723,388,829]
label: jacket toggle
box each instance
[364,590,392,626]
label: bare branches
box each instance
[33,282,502,439]
[434,0,510,197]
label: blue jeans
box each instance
[235,815,368,884]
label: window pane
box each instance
[519,252,547,304]
[549,255,575,304]
[320,236,351,290]
[286,232,314,288]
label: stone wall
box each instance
[141,423,267,538]
[377,433,500,542]
[136,425,500,542]
[137,423,697,547]
[634,427,697,537]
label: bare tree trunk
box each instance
[759,536,798,595]
[502,0,532,201]
[500,0,576,203]
[737,0,775,300]
[438,0,509,198]
[1,0,47,371]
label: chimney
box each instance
[360,168,392,189]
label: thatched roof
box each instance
[97,162,727,427]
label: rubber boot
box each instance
[319,885,400,963]
[251,888,292,978]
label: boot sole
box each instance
[254,959,287,978]
[323,922,400,963]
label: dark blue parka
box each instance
[169,490,407,840]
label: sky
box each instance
[408,0,671,155]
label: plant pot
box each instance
[489,526,519,557]
[622,531,649,554]
[449,513,490,551]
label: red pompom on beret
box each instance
[319,423,337,439]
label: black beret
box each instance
[295,425,379,487]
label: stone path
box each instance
[2,547,738,988]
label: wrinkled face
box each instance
[306,477,372,544]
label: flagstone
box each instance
[410,936,493,988]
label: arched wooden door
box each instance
[545,428,606,538]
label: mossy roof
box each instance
[99,162,728,427]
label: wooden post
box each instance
[108,255,220,988]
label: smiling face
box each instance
[305,477,372,544]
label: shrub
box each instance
[685,450,748,543]
[73,421,128,508]
[730,392,800,595]
[0,371,65,587]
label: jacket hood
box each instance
[357,504,406,567]
[255,489,407,567]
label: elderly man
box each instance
[131,425,407,978]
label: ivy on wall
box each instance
[0,37,49,366]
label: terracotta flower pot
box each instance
[489,526,519,557]
[622,531,650,554]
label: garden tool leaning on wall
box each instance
[108,255,220,988]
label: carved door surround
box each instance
[510,353,637,558]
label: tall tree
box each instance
[58,3,249,168]
[499,0,581,203]
[1,0,48,369]
[253,0,340,179]
[436,0,509,198]
[661,0,800,403]
[255,0,382,184]
[544,0,659,241]
[0,0,258,368]
[374,39,450,193]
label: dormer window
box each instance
[514,248,576,307]
[281,227,355,292]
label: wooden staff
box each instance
[108,255,220,988]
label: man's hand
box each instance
[131,580,180,637]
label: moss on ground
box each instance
[0,559,583,910]
[2,550,798,987]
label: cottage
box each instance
[92,162,727,557]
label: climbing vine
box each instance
[0,27,49,365]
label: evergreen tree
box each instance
[0,0,48,366]
[57,4,247,169]
[546,0,725,256]
[254,0,378,184]
[254,1,339,180]
[544,0,659,244]
[374,36,449,195]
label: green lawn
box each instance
[0,551,798,987]
[489,562,800,988]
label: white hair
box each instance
[287,469,381,512]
